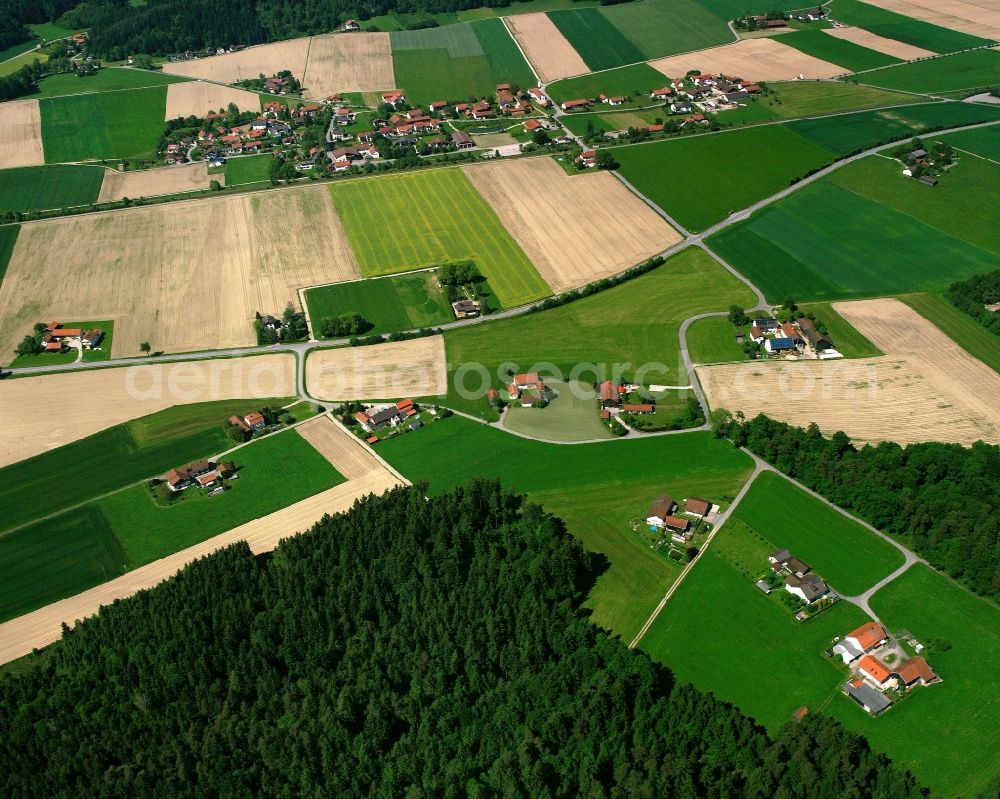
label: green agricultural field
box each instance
[828,565,1000,797]
[439,248,756,418]
[0,164,104,214]
[34,68,188,98]
[638,515,870,728]
[0,49,46,78]
[939,124,1000,160]
[560,108,665,137]
[389,20,534,104]
[546,63,666,105]
[899,293,1000,374]
[693,0,822,17]
[102,428,344,567]
[788,101,1000,157]
[40,86,168,162]
[707,181,1000,302]
[858,49,1000,94]
[502,379,613,441]
[827,154,1000,256]
[27,22,80,42]
[328,169,548,307]
[687,315,745,364]
[223,154,272,186]
[0,224,20,285]
[750,81,926,119]
[796,302,882,358]
[7,319,114,368]
[827,0,993,53]
[0,505,125,623]
[597,0,732,59]
[378,415,755,638]
[547,9,646,71]
[0,397,293,534]
[613,125,835,232]
[733,471,904,595]
[774,29,899,72]
[304,272,453,337]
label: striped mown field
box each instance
[327,168,550,307]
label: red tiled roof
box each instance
[847,621,886,652]
[623,403,654,413]
[664,516,690,531]
[893,657,936,686]
[859,655,891,684]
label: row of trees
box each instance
[947,269,1000,337]
[0,481,925,797]
[712,412,1000,599]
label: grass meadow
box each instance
[899,293,1000,374]
[546,63,666,105]
[328,169,549,307]
[502,379,613,441]
[939,124,1000,160]
[0,224,20,284]
[223,154,272,186]
[826,0,993,53]
[0,49,46,78]
[733,471,904,595]
[686,315,744,364]
[305,272,453,337]
[377,415,755,638]
[708,181,1000,302]
[858,49,1000,95]
[796,302,882,358]
[438,247,756,417]
[40,86,168,162]
[34,68,187,98]
[829,565,1000,797]
[0,398,293,535]
[548,8,646,71]
[613,125,835,232]
[774,29,899,72]
[0,164,105,213]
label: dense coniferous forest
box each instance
[0,0,78,50]
[0,481,923,798]
[717,413,1000,599]
[948,270,1000,337]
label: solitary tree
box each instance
[140,341,151,355]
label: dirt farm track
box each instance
[696,298,1000,447]
[0,185,360,360]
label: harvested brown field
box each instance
[296,413,407,481]
[696,298,1000,446]
[164,80,262,119]
[300,33,395,100]
[0,355,296,467]
[0,465,404,665]
[0,99,44,169]
[867,0,1000,40]
[649,38,845,82]
[97,162,218,202]
[506,13,588,82]
[0,185,360,360]
[162,38,311,84]
[462,158,681,293]
[822,26,936,60]
[305,336,448,400]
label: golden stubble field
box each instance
[650,38,844,81]
[696,298,1000,446]
[867,0,1000,40]
[0,415,406,665]
[164,80,263,119]
[0,185,360,360]
[300,33,396,99]
[161,38,311,83]
[0,354,296,466]
[305,336,448,400]
[506,13,589,82]
[0,99,44,169]
[462,158,681,293]
[823,26,936,60]
[97,162,219,201]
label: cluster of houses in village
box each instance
[356,399,420,442]
[832,621,940,715]
[164,458,236,494]
[757,548,833,611]
[36,321,104,353]
[744,316,840,358]
[645,493,714,544]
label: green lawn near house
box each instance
[502,379,612,441]
[775,29,899,72]
[795,302,882,358]
[0,49,46,78]
[40,86,168,162]
[0,164,105,214]
[377,415,755,639]
[733,471,904,595]
[826,0,993,53]
[304,272,454,337]
[34,67,188,98]
[101,428,345,568]
[707,180,1000,302]
[438,248,756,418]
[0,397,294,534]
[898,292,1000,374]
[856,49,1000,94]
[687,315,745,364]
[827,565,1000,798]
[613,124,836,232]
[327,168,549,308]
[223,154,273,186]
[546,63,666,105]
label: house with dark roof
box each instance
[646,495,676,527]
[784,573,829,604]
[765,336,797,355]
[797,317,833,351]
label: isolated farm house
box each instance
[646,494,676,527]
